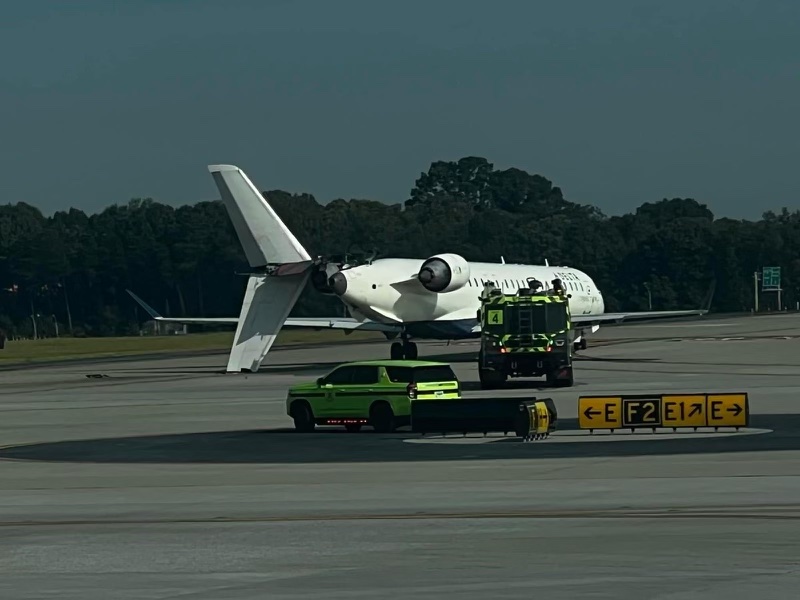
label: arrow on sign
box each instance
[689,403,703,417]
[584,407,601,419]
[727,404,743,416]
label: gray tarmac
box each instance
[2,313,800,599]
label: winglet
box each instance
[126,289,163,320]
[207,164,312,268]
[701,279,716,313]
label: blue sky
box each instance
[1,0,798,219]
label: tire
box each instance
[370,401,395,433]
[345,424,362,433]
[404,342,418,360]
[390,342,404,360]
[290,400,315,432]
[479,367,506,389]
[553,367,574,388]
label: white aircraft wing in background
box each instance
[467,308,708,334]
[571,309,708,324]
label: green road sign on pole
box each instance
[762,267,781,291]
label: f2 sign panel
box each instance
[622,397,661,428]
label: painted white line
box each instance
[404,428,772,445]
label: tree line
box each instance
[1,156,798,339]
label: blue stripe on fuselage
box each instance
[404,319,478,340]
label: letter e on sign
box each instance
[662,395,706,428]
[578,396,622,430]
[707,393,748,428]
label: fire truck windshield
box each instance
[529,303,568,333]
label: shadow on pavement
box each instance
[0,415,795,466]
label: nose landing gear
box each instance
[390,333,418,360]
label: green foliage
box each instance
[0,157,798,338]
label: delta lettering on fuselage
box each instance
[554,272,580,284]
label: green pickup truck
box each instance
[286,360,461,433]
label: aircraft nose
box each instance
[329,271,348,296]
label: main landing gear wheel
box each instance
[390,339,418,360]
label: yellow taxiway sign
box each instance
[578,393,749,431]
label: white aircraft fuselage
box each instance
[327,257,604,340]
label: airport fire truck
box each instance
[477,278,575,389]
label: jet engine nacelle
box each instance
[310,261,344,295]
[417,253,471,293]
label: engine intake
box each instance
[310,261,344,295]
[418,253,471,293]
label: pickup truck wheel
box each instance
[290,401,315,432]
[370,402,395,433]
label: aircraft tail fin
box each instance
[207,164,312,268]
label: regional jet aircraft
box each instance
[128,164,707,372]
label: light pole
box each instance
[643,282,652,310]
[753,271,760,313]
[29,296,38,340]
